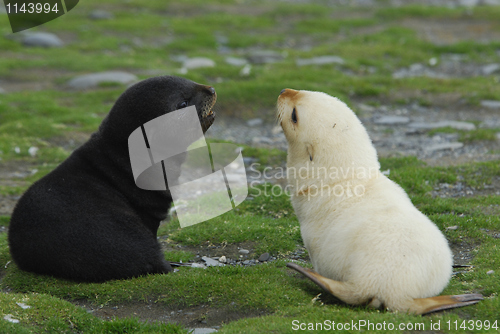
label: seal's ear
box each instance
[306,143,314,161]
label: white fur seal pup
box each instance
[278,88,482,314]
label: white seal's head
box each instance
[277,89,380,177]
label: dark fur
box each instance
[8,76,216,282]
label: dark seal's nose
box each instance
[280,89,287,95]
[208,86,216,95]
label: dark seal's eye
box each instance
[291,108,297,123]
[177,101,188,109]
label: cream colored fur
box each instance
[277,89,453,312]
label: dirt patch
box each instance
[450,241,478,266]
[403,18,500,45]
[160,239,267,262]
[74,300,268,329]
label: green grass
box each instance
[1,155,499,332]
[1,0,500,332]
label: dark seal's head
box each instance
[100,76,217,142]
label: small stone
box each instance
[429,57,438,66]
[89,9,113,20]
[0,87,6,94]
[218,256,227,263]
[271,125,283,134]
[239,64,252,76]
[16,302,30,309]
[296,55,344,66]
[373,116,410,125]
[493,233,500,239]
[409,121,475,131]
[202,256,224,267]
[28,147,38,157]
[446,225,459,230]
[425,142,464,152]
[239,249,250,255]
[242,260,251,265]
[225,57,248,66]
[356,103,376,113]
[258,252,270,262]
[22,32,63,48]
[381,169,390,176]
[458,0,480,6]
[67,71,137,89]
[14,147,20,154]
[487,270,494,275]
[3,315,19,323]
[247,118,263,127]
[183,57,216,70]
[247,50,286,64]
[481,63,500,76]
[481,100,500,109]
[252,136,273,145]
[190,328,218,334]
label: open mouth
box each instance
[200,97,217,133]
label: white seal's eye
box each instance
[292,108,297,123]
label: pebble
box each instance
[247,50,286,64]
[16,302,31,309]
[487,270,494,275]
[201,256,224,267]
[183,57,216,70]
[239,64,252,76]
[446,225,459,230]
[356,103,376,113]
[225,57,248,67]
[458,0,480,6]
[481,63,500,76]
[89,10,114,20]
[247,118,263,127]
[258,252,270,262]
[252,136,273,145]
[239,249,250,255]
[190,328,218,334]
[480,100,500,109]
[296,55,344,66]
[67,71,138,89]
[271,125,282,134]
[3,315,19,323]
[425,142,463,152]
[409,121,476,131]
[28,147,38,157]
[22,32,64,48]
[373,116,410,125]
[218,256,227,263]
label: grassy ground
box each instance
[1,0,499,333]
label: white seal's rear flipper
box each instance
[286,263,483,315]
[412,294,483,315]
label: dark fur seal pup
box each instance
[8,76,217,282]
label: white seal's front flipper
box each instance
[286,263,372,306]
